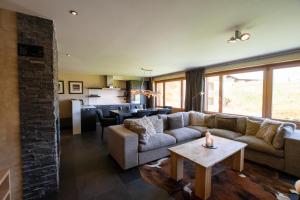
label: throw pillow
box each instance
[158,114,168,130]
[167,113,184,130]
[245,119,261,135]
[204,114,215,128]
[236,117,248,134]
[128,116,157,144]
[147,116,164,133]
[256,119,281,145]
[215,115,237,131]
[272,122,296,149]
[189,111,205,126]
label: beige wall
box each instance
[58,72,106,118]
[153,71,185,81]
[0,9,22,200]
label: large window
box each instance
[156,82,164,107]
[205,76,219,112]
[155,79,186,109]
[204,61,300,123]
[272,66,300,121]
[222,71,263,116]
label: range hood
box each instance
[106,75,114,88]
[105,75,142,89]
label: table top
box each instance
[168,136,247,168]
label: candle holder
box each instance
[202,144,217,149]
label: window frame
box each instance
[204,60,300,126]
[155,78,186,111]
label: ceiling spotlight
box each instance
[66,53,71,57]
[240,33,251,41]
[69,10,78,16]
[227,30,251,43]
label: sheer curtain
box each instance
[185,68,205,112]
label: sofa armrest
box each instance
[107,125,139,169]
[284,130,300,177]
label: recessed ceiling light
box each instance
[69,10,78,16]
[66,53,71,57]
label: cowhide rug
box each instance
[139,158,297,200]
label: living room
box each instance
[0,0,300,200]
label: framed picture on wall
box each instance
[58,80,64,94]
[69,81,83,94]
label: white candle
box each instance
[205,131,213,147]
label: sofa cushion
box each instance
[165,127,202,143]
[208,128,242,139]
[273,122,296,149]
[126,116,157,144]
[187,126,208,134]
[236,116,247,134]
[235,135,284,158]
[245,119,261,136]
[158,114,168,130]
[215,114,237,131]
[138,133,176,152]
[167,113,184,130]
[182,112,190,127]
[256,119,281,145]
[190,112,205,126]
[147,115,164,133]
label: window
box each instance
[156,82,164,106]
[155,79,186,109]
[222,71,263,116]
[204,61,300,125]
[272,66,300,121]
[165,80,181,108]
[205,76,219,112]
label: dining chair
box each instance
[157,109,169,114]
[96,109,117,142]
[133,110,151,118]
[163,106,172,114]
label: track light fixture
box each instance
[228,30,251,43]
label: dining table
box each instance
[109,108,170,124]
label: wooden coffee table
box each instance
[168,136,247,200]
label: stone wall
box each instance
[17,13,59,199]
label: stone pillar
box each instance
[17,13,60,199]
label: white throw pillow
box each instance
[190,111,205,126]
[128,116,157,144]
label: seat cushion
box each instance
[209,129,242,139]
[165,127,202,143]
[138,133,176,152]
[187,126,208,134]
[235,135,284,158]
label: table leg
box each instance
[170,153,183,181]
[195,165,212,200]
[231,148,245,172]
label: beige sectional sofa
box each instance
[107,112,300,177]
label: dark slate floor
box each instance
[45,129,171,200]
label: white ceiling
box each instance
[1,0,300,76]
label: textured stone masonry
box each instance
[17,13,60,199]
